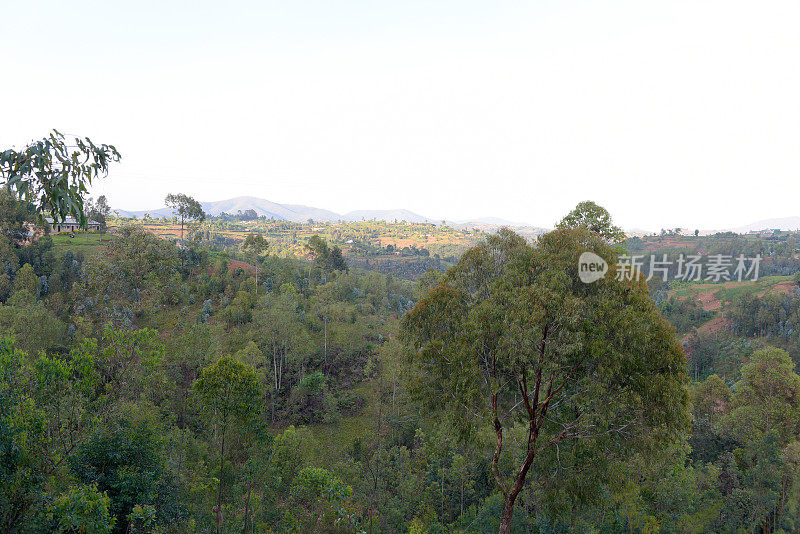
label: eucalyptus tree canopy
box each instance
[401,227,688,533]
[557,200,626,243]
[305,235,348,274]
[85,195,112,231]
[242,233,269,257]
[242,233,269,293]
[165,193,205,243]
[193,356,261,534]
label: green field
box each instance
[49,232,113,257]
[671,275,793,300]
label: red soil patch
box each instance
[767,281,796,296]
[682,314,730,342]
[227,260,257,275]
[384,238,416,248]
[696,314,729,336]
[696,290,722,312]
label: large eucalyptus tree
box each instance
[401,226,688,533]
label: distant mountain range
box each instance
[730,217,800,233]
[116,196,800,235]
[116,196,541,229]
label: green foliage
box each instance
[85,195,112,231]
[686,348,800,530]
[164,193,205,223]
[270,426,317,492]
[0,188,39,243]
[401,226,689,530]
[95,326,165,402]
[0,293,67,354]
[727,348,800,446]
[461,493,533,534]
[556,200,626,242]
[0,339,98,531]
[193,356,262,433]
[287,466,356,532]
[299,370,326,392]
[70,407,181,533]
[126,504,160,534]
[164,193,205,242]
[689,374,735,463]
[193,356,262,531]
[306,235,348,273]
[12,203,800,532]
[0,130,120,226]
[658,294,713,335]
[242,232,269,256]
[685,332,759,382]
[47,483,116,534]
[77,226,181,325]
[12,262,39,297]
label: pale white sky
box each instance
[2,1,799,230]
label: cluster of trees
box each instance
[85,195,113,231]
[6,153,800,533]
[0,188,39,243]
[305,235,348,274]
[348,256,446,281]
[215,209,260,221]
[626,231,800,278]
[126,210,477,281]
[0,216,410,532]
[688,348,800,531]
[385,244,431,257]
[657,294,714,335]
[727,290,800,341]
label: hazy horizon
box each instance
[3,1,799,230]
[109,193,800,233]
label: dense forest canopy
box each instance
[3,186,800,533]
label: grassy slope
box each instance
[50,232,112,257]
[669,276,795,337]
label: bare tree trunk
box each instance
[279,336,286,391]
[495,328,558,534]
[460,480,464,519]
[243,482,252,534]
[392,379,396,416]
[216,429,226,534]
[272,336,277,422]
[499,497,516,534]
[440,469,445,526]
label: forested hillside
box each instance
[115,213,543,281]
[4,193,800,533]
[3,0,799,526]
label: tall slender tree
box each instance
[165,193,205,244]
[193,356,261,534]
[241,233,269,294]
